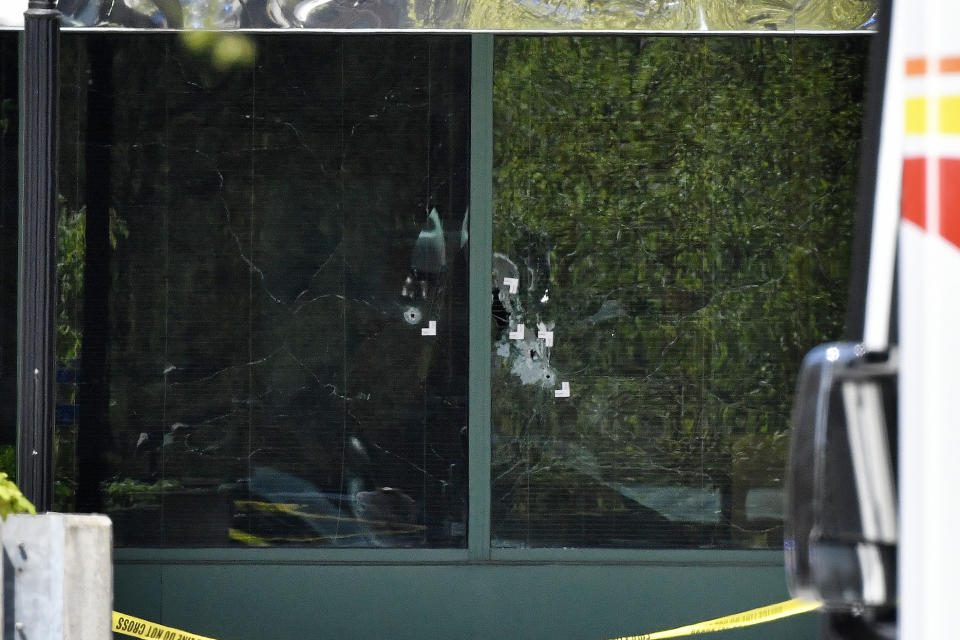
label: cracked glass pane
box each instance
[54,34,470,547]
[490,36,867,549]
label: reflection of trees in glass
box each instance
[491,37,867,548]
[463,0,876,31]
[55,197,128,511]
[57,200,127,364]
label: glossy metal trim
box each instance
[0,26,876,35]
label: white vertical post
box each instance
[1,514,113,640]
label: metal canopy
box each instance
[0,0,878,32]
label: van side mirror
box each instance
[785,342,897,611]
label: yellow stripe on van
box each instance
[907,97,927,133]
[941,96,960,133]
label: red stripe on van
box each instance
[902,158,927,229]
[941,158,960,249]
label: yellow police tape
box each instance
[113,612,218,640]
[113,598,821,640]
[609,598,822,640]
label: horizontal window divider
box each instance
[113,547,784,567]
[489,548,785,566]
[113,548,471,565]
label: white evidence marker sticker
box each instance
[538,330,554,347]
[555,381,570,398]
[509,324,525,340]
[421,320,437,336]
[503,277,519,294]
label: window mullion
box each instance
[468,33,494,562]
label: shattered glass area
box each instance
[25,0,878,31]
[57,34,471,547]
[490,37,866,549]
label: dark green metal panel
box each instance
[113,564,164,623]
[113,562,816,640]
[468,33,493,562]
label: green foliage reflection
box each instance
[491,37,867,548]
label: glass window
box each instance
[489,36,866,549]
[0,34,16,479]
[55,34,471,547]
[0,31,867,552]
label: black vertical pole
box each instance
[17,0,60,512]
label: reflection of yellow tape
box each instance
[609,599,821,640]
[114,612,219,640]
[228,526,424,545]
[235,500,427,531]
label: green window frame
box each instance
[0,29,866,567]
